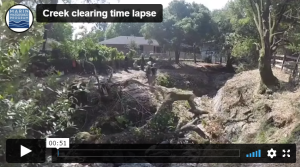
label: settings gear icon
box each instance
[267,148,277,158]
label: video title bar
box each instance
[36,4,163,22]
[52,144,296,163]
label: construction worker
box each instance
[145,61,158,86]
[133,59,139,70]
[141,54,145,71]
[124,55,129,71]
[149,56,154,62]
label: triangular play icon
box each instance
[20,145,32,157]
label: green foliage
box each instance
[90,126,102,136]
[286,26,300,52]
[87,29,105,42]
[231,38,257,58]
[285,123,300,143]
[54,40,79,59]
[110,48,118,60]
[156,74,173,87]
[211,0,260,66]
[255,121,278,143]
[127,49,137,59]
[48,23,73,42]
[149,111,177,132]
[141,0,216,54]
[0,0,76,157]
[0,37,35,77]
[115,115,130,126]
[52,33,126,61]
[105,23,145,39]
[117,51,125,60]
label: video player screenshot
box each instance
[0,0,299,167]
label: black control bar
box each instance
[52,144,296,163]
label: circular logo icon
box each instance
[5,4,34,33]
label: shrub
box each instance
[156,74,173,87]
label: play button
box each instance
[6,139,46,163]
[20,145,32,157]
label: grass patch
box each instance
[285,123,300,143]
[255,121,278,143]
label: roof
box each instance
[99,36,159,46]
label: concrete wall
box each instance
[141,45,155,54]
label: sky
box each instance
[63,0,230,37]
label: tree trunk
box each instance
[226,53,233,69]
[251,0,279,94]
[258,49,279,93]
[193,47,197,63]
[41,29,47,52]
[168,50,171,61]
[41,0,58,53]
[193,45,197,63]
[175,50,180,64]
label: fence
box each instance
[272,54,300,82]
[133,52,202,61]
[132,51,227,63]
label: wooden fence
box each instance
[272,54,300,82]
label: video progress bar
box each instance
[57,149,240,158]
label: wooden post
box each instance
[281,54,286,71]
[294,55,300,82]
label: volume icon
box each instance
[246,150,261,157]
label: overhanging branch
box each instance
[271,38,289,51]
[273,0,289,31]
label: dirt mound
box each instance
[212,68,300,144]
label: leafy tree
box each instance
[0,0,75,153]
[180,2,217,63]
[141,0,216,63]
[95,22,108,31]
[48,23,73,42]
[229,2,259,66]
[212,8,234,67]
[105,23,145,39]
[82,29,105,43]
[157,0,188,64]
[246,0,299,93]
[286,25,300,52]
[142,0,216,64]
[212,0,260,70]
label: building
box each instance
[200,41,218,58]
[99,36,161,54]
